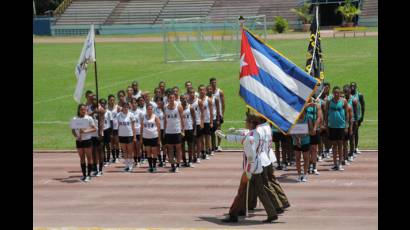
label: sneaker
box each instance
[84,176,91,182]
[313,169,320,175]
[148,168,153,173]
[283,165,288,171]
[331,165,338,171]
[115,159,119,163]
[210,152,215,156]
[344,161,350,166]
[318,155,323,162]
[80,176,86,181]
[302,175,307,182]
[326,154,331,159]
[205,155,210,160]
[196,158,201,163]
[110,158,115,163]
[188,162,195,168]
[123,167,129,172]
[96,171,103,177]
[216,146,223,152]
[337,165,345,171]
[175,167,180,173]
[128,166,133,172]
[342,161,346,166]
[170,168,175,173]
[356,148,361,154]
[347,156,354,162]
[91,171,98,177]
[152,167,157,173]
[263,216,278,223]
[104,162,109,166]
[159,162,164,167]
[297,175,303,182]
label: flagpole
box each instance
[92,24,101,138]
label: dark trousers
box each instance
[230,172,277,218]
[249,164,289,209]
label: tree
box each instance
[335,0,361,25]
[290,2,313,24]
[34,0,64,15]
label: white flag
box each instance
[74,24,96,103]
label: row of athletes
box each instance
[272,82,365,182]
[71,78,226,182]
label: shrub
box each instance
[274,16,289,33]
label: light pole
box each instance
[33,0,37,16]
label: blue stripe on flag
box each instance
[239,85,292,131]
[251,68,305,112]
[245,31,317,89]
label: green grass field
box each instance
[33,36,377,150]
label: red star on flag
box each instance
[240,30,259,78]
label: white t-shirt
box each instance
[190,98,202,125]
[257,123,272,167]
[244,129,263,174]
[103,110,112,130]
[130,109,142,132]
[213,88,223,117]
[202,96,211,123]
[154,107,164,130]
[182,105,194,131]
[165,105,181,134]
[71,115,95,141]
[142,114,158,139]
[116,112,135,137]
[108,104,119,130]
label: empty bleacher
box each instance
[56,0,119,25]
[360,0,377,19]
[106,0,167,25]
[208,0,260,22]
[157,0,216,22]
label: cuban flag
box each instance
[239,28,319,134]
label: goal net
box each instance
[162,15,267,63]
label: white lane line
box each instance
[34,67,186,105]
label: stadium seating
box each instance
[54,0,377,27]
[56,0,119,25]
[106,0,167,25]
[359,0,377,26]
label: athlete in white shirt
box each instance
[210,78,225,152]
[187,88,204,164]
[99,99,113,167]
[164,93,185,173]
[207,84,221,155]
[130,98,143,166]
[107,94,120,163]
[154,96,167,167]
[141,104,161,173]
[198,85,213,160]
[116,103,136,172]
[71,104,97,182]
[181,95,196,168]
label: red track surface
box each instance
[34,151,377,229]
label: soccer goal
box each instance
[162,15,267,63]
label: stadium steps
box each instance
[106,0,167,25]
[157,0,216,21]
[55,0,119,25]
[358,0,378,26]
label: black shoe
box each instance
[283,203,291,209]
[263,216,278,223]
[276,208,284,214]
[222,216,238,223]
[276,165,283,170]
[238,210,246,216]
[159,162,164,167]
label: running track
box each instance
[33,151,377,229]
